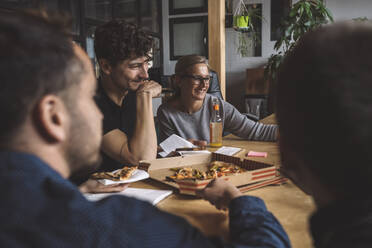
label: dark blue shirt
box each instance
[94,80,137,171]
[0,151,290,248]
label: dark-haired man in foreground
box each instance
[0,11,290,247]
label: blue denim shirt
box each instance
[0,151,290,247]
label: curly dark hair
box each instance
[94,20,153,66]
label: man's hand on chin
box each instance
[136,80,162,98]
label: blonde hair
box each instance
[175,54,209,75]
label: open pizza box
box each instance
[139,152,283,195]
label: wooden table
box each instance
[132,114,315,247]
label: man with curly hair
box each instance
[93,20,161,173]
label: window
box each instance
[169,0,207,15]
[140,0,160,33]
[271,0,291,41]
[169,16,208,60]
[114,0,136,23]
[0,0,82,42]
[0,0,163,77]
[85,0,112,22]
[0,0,35,9]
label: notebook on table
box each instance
[84,188,173,206]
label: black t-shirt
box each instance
[94,80,137,171]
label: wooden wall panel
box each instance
[245,68,270,95]
[208,0,225,99]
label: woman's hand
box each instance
[79,179,129,194]
[188,139,207,148]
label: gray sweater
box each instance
[157,94,278,143]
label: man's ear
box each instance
[98,58,112,75]
[33,95,69,143]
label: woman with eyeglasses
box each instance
[157,55,278,145]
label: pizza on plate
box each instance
[91,166,137,181]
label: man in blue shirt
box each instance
[0,10,290,248]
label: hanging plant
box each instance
[233,0,262,57]
[237,32,253,57]
[265,0,333,82]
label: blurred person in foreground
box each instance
[202,21,372,248]
[0,10,290,247]
[272,21,372,247]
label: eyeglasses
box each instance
[181,74,211,86]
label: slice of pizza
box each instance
[208,161,246,176]
[90,171,121,180]
[119,166,137,180]
[90,166,137,181]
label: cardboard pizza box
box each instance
[139,152,279,195]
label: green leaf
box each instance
[266,0,334,83]
[304,5,312,18]
[304,21,313,27]
[299,6,304,17]
[325,8,334,22]
[274,40,283,51]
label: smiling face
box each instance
[178,63,210,101]
[109,55,151,92]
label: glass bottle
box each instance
[209,98,223,147]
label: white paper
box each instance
[159,134,196,157]
[178,150,211,156]
[98,169,149,186]
[158,151,168,157]
[215,146,242,156]
[84,188,173,206]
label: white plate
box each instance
[97,169,149,185]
